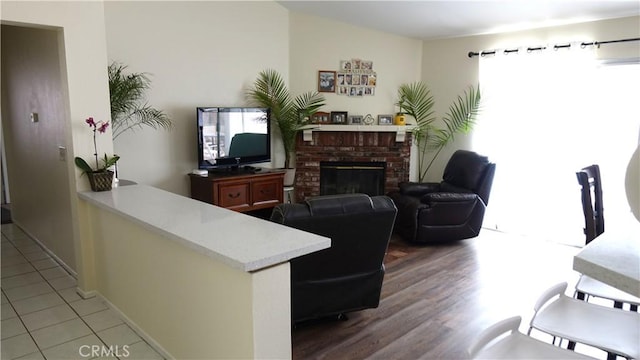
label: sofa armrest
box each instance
[420,192,479,204]
[399,182,441,196]
[419,192,486,228]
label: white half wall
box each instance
[82,200,291,359]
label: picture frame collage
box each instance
[337,59,376,97]
[317,58,377,97]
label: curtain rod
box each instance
[467,37,640,58]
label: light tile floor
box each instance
[1,224,165,360]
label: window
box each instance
[474,48,639,246]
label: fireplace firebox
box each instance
[320,161,386,196]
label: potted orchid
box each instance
[74,117,120,191]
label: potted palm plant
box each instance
[247,69,325,184]
[397,81,482,182]
[108,62,172,139]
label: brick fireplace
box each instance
[294,130,412,202]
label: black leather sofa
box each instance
[270,193,397,324]
[388,150,495,243]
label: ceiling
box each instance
[277,1,640,40]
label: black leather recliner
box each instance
[270,193,397,324]
[388,150,495,243]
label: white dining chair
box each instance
[468,316,597,359]
[528,282,640,360]
[575,274,640,311]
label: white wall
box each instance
[104,1,290,195]
[288,12,423,117]
[420,15,640,181]
[104,4,423,196]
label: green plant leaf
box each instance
[101,154,120,169]
[109,62,172,139]
[247,69,325,168]
[74,157,93,174]
[396,81,481,181]
[397,82,436,127]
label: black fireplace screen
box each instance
[320,161,386,196]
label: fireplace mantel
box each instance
[302,124,415,142]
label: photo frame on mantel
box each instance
[331,111,348,124]
[378,114,393,125]
[348,115,363,125]
[311,111,331,124]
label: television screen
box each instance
[197,107,270,170]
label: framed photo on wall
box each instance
[378,114,393,125]
[318,70,336,93]
[331,111,348,124]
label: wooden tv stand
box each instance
[189,169,285,212]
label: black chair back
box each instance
[442,150,496,204]
[576,164,604,244]
[270,193,397,323]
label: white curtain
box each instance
[474,45,640,246]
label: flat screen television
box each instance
[197,107,271,170]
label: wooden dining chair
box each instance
[468,316,596,359]
[574,164,639,312]
[576,164,604,245]
[528,282,640,360]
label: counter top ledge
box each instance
[78,184,330,272]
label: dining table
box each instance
[573,219,640,298]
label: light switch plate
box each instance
[58,146,67,161]
[30,112,39,123]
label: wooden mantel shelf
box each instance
[302,124,415,142]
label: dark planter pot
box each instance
[87,170,114,192]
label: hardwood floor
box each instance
[291,229,588,359]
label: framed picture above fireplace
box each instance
[331,111,348,124]
[318,70,336,93]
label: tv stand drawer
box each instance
[189,170,285,212]
[218,183,250,210]
[252,179,281,206]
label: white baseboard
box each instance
[75,287,97,299]
[10,220,77,278]
[96,293,174,360]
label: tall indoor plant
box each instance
[247,69,325,171]
[397,81,482,182]
[108,62,172,139]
